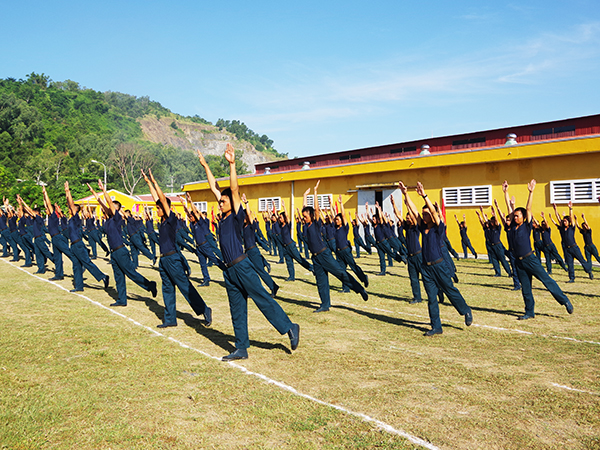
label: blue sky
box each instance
[3,0,600,158]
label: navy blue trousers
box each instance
[311,248,365,309]
[407,251,423,302]
[564,244,592,280]
[489,242,511,276]
[247,246,277,292]
[542,243,566,274]
[515,253,569,316]
[336,246,368,290]
[110,246,153,306]
[223,257,292,349]
[33,236,53,273]
[159,252,207,325]
[421,259,471,331]
[71,241,106,290]
[51,234,74,278]
[584,243,600,265]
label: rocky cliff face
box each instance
[138,116,278,173]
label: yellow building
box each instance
[183,115,600,254]
[75,190,187,221]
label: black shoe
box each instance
[474,253,478,259]
[565,300,574,314]
[512,286,521,291]
[149,281,158,298]
[222,348,248,361]
[21,264,33,268]
[517,314,535,320]
[566,279,575,283]
[360,289,368,301]
[424,328,443,336]
[49,276,64,281]
[288,323,300,351]
[157,323,177,328]
[70,289,83,292]
[363,275,369,288]
[110,302,127,307]
[285,277,295,282]
[152,257,157,266]
[271,283,279,298]
[409,299,422,304]
[204,307,212,327]
[314,307,330,313]
[376,272,386,276]
[103,275,110,289]
[199,280,210,287]
[464,310,473,326]
[452,274,459,283]
[493,274,502,277]
[589,272,594,280]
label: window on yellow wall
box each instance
[258,197,281,212]
[550,178,600,204]
[443,185,491,207]
[305,194,333,210]
[193,202,207,213]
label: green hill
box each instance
[0,72,285,208]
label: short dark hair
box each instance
[302,206,315,220]
[156,197,172,208]
[220,188,232,206]
[514,207,527,218]
[114,201,122,210]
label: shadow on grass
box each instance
[128,292,292,356]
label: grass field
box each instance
[1,249,599,449]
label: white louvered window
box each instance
[258,197,281,212]
[193,202,207,213]
[305,194,333,210]
[550,179,600,204]
[443,185,492,207]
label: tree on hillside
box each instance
[111,142,155,196]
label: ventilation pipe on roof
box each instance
[264,167,271,175]
[302,161,310,170]
[505,133,517,146]
[419,144,431,156]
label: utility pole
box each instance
[166,175,175,193]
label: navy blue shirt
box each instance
[18,217,27,236]
[68,213,82,243]
[489,225,502,244]
[48,212,61,236]
[272,220,281,237]
[325,222,335,240]
[580,228,593,246]
[533,227,541,243]
[541,228,552,246]
[105,212,124,250]
[158,212,178,255]
[363,223,372,237]
[0,215,7,231]
[508,221,533,258]
[145,219,156,235]
[403,223,421,255]
[218,206,246,264]
[281,222,293,245]
[304,219,326,254]
[373,223,386,243]
[558,225,577,247]
[419,221,445,263]
[127,217,143,236]
[460,227,468,241]
[334,223,350,250]
[86,217,96,231]
[196,216,210,239]
[243,222,257,251]
[8,216,18,233]
[32,215,44,238]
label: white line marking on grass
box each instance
[3,260,439,450]
[552,383,600,396]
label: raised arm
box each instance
[416,182,439,225]
[142,170,159,202]
[390,195,402,221]
[87,182,112,217]
[16,194,34,217]
[146,169,171,217]
[552,203,561,224]
[242,193,255,222]
[224,143,241,214]
[313,180,321,218]
[41,186,54,215]
[196,149,221,202]
[398,181,422,227]
[98,179,117,216]
[338,194,347,226]
[568,201,574,225]
[493,199,507,226]
[525,179,536,223]
[64,181,78,216]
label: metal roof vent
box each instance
[419,144,431,156]
[505,133,517,146]
[302,161,311,170]
[264,167,271,175]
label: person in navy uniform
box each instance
[454,214,477,259]
[196,144,298,361]
[576,213,600,267]
[240,193,279,298]
[550,202,593,282]
[493,199,521,291]
[39,186,75,281]
[391,197,424,304]
[399,181,473,336]
[181,192,223,287]
[63,181,109,293]
[143,210,160,259]
[141,170,212,329]
[124,209,156,268]
[83,206,109,259]
[87,180,157,307]
[302,181,368,313]
[538,212,567,275]
[351,213,371,259]
[502,180,573,320]
[4,201,21,262]
[278,199,313,281]
[333,194,368,292]
[14,196,53,273]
